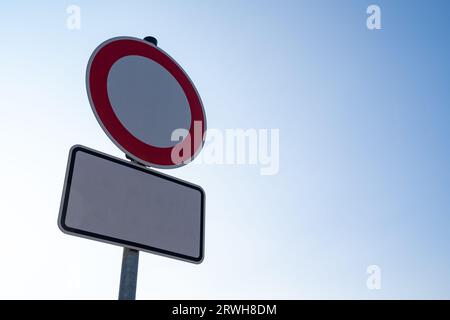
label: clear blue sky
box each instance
[0,1,450,298]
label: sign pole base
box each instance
[118,247,139,300]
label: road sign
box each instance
[60,36,207,299]
[58,145,205,263]
[86,36,207,168]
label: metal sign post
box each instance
[119,157,142,300]
[119,248,139,300]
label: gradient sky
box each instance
[1,1,450,299]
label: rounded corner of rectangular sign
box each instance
[192,252,204,264]
[69,144,87,156]
[196,184,206,199]
[57,214,70,235]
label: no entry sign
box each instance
[86,37,206,168]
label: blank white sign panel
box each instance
[58,145,204,263]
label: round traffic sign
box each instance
[86,36,206,168]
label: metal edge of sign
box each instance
[57,144,205,264]
[85,36,207,169]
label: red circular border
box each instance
[88,38,205,167]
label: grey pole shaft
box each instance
[118,247,139,300]
[118,35,157,301]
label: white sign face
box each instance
[86,37,207,168]
[58,145,205,263]
[107,55,192,148]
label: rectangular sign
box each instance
[58,145,205,263]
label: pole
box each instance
[118,247,139,300]
[119,156,142,300]
[118,35,157,301]
[119,156,141,300]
